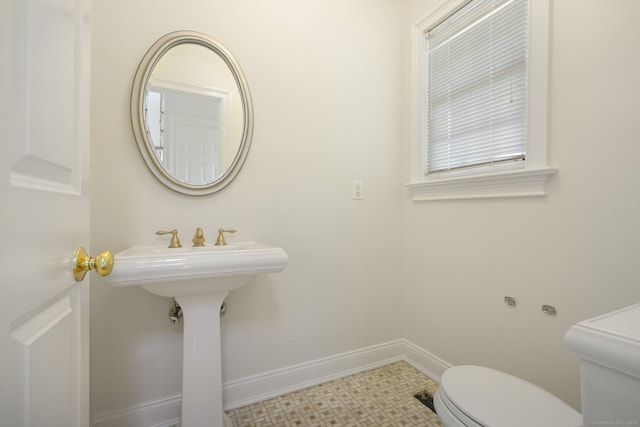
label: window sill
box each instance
[405,167,557,201]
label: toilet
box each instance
[434,302,640,427]
[434,365,582,427]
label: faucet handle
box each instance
[156,229,182,248]
[192,227,205,247]
[215,228,236,246]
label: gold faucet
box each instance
[156,230,182,248]
[215,228,237,246]
[192,228,205,247]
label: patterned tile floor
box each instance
[228,361,442,426]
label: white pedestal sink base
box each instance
[175,292,230,427]
[100,242,289,426]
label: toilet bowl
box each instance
[433,303,640,426]
[434,365,582,427]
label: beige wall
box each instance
[402,0,640,410]
[90,0,411,417]
[91,0,640,419]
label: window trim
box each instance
[407,0,555,201]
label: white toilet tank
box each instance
[565,303,640,426]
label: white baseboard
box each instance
[91,339,451,427]
[92,394,181,427]
[401,339,452,383]
[223,339,406,410]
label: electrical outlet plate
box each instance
[352,180,363,199]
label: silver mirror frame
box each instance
[131,31,253,196]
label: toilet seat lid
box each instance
[440,366,582,427]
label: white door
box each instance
[164,91,221,184]
[0,0,94,426]
[172,115,220,184]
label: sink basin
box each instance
[101,241,288,297]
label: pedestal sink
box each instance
[101,241,288,427]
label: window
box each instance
[427,0,527,174]
[408,0,555,201]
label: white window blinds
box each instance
[425,0,528,174]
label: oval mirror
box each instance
[131,31,253,195]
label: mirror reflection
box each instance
[145,44,242,185]
[131,32,253,195]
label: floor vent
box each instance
[414,390,437,413]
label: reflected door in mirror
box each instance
[147,88,223,184]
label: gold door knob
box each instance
[73,247,114,281]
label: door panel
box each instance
[173,116,220,184]
[10,289,79,427]
[0,0,92,425]
[10,0,81,194]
